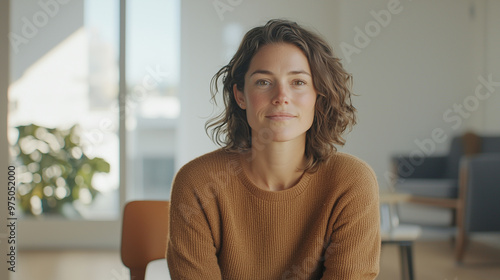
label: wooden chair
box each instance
[392,133,500,263]
[121,200,170,280]
[391,133,482,226]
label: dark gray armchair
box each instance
[456,154,500,262]
[392,134,500,208]
[392,134,500,261]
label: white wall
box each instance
[177,0,498,188]
[483,0,500,133]
[336,0,484,187]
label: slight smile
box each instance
[265,113,296,121]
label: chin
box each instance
[251,126,307,144]
[270,132,306,143]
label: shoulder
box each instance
[327,152,376,178]
[173,148,239,186]
[320,152,378,193]
[177,149,231,172]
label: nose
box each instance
[272,83,289,105]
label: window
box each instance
[8,0,179,246]
[126,0,180,201]
[9,0,120,219]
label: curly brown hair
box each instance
[206,19,356,171]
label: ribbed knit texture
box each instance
[167,149,380,279]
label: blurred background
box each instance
[0,0,499,279]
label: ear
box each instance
[233,84,246,109]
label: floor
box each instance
[379,239,500,280]
[13,239,500,280]
[13,249,126,280]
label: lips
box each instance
[265,112,296,120]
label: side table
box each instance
[380,191,422,280]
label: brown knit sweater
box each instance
[167,149,380,279]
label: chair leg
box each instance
[399,244,408,280]
[449,208,457,247]
[399,241,415,280]
[450,208,457,227]
[455,228,467,263]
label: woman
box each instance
[167,19,380,279]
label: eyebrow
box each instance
[249,69,311,77]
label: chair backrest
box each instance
[462,155,500,232]
[481,136,500,153]
[121,200,170,280]
[445,134,500,179]
[445,136,466,179]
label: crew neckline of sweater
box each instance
[230,151,314,201]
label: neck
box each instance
[243,136,307,191]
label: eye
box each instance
[292,80,306,86]
[256,80,271,86]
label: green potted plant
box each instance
[11,124,110,217]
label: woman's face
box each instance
[234,43,317,144]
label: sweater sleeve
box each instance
[166,166,222,279]
[321,166,380,279]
